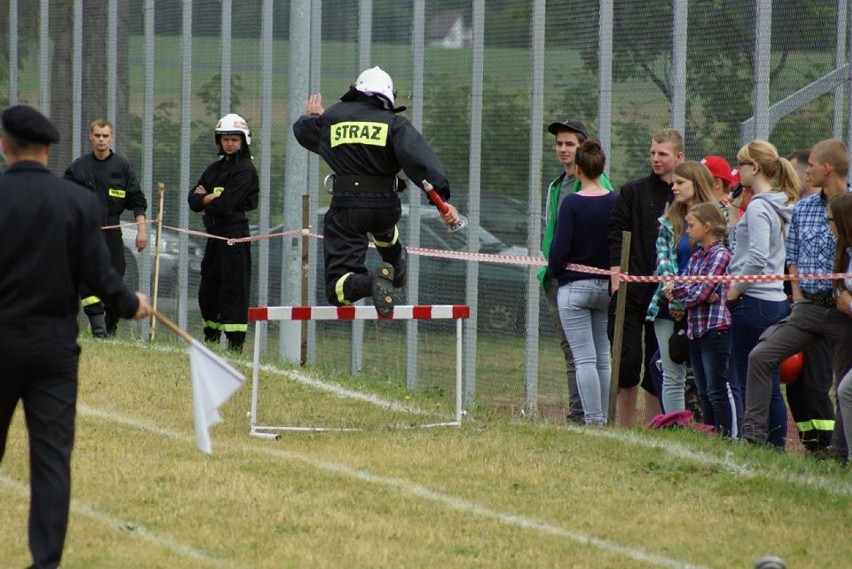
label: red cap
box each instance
[701,156,735,183]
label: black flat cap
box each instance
[2,105,60,144]
[547,118,588,139]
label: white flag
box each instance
[190,340,245,454]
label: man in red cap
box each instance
[701,155,736,204]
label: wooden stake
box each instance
[150,182,166,341]
[608,230,631,424]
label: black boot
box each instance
[204,327,221,345]
[89,313,108,338]
[392,247,407,288]
[226,331,245,353]
[371,263,397,316]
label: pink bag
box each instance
[646,410,717,434]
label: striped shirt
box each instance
[670,240,732,340]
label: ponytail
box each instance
[776,157,800,204]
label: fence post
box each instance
[608,231,631,424]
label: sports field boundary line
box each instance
[76,404,707,569]
[0,474,233,568]
[91,339,850,497]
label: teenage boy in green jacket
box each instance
[538,119,613,423]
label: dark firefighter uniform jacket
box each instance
[64,150,147,225]
[0,161,139,339]
[292,92,451,208]
[187,150,259,235]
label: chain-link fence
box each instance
[2,0,849,416]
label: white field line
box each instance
[0,474,232,568]
[101,338,440,415]
[76,404,705,569]
[95,339,851,497]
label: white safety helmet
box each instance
[354,66,395,106]
[215,113,251,146]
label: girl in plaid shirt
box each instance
[665,202,735,436]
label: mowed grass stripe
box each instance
[0,474,231,568]
[3,340,845,567]
[76,404,706,569]
[110,337,848,497]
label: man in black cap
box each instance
[0,105,151,569]
[538,118,613,424]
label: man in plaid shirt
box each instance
[744,139,852,457]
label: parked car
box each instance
[252,205,531,333]
[121,225,203,296]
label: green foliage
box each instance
[423,77,531,198]
[197,73,245,118]
[570,0,840,159]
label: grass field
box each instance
[1,338,849,568]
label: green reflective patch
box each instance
[108,188,126,198]
[373,226,399,247]
[213,187,225,195]
[335,273,353,305]
[81,295,101,307]
[330,121,388,148]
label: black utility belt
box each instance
[332,175,404,193]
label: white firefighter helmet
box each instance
[354,66,395,106]
[215,113,251,146]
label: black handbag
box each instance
[668,319,689,365]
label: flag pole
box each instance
[152,307,195,344]
[149,182,166,341]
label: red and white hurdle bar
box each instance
[247,305,470,438]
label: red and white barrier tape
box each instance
[249,304,470,322]
[110,222,849,283]
[564,263,852,283]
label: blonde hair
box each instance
[667,161,718,241]
[688,202,727,244]
[652,128,684,153]
[737,140,800,204]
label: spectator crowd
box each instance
[542,121,852,467]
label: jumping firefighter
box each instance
[292,66,460,315]
[188,113,259,351]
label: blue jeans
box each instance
[654,318,688,413]
[729,295,789,447]
[558,279,611,425]
[689,330,735,436]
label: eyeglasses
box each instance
[737,161,754,168]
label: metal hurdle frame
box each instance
[247,305,469,438]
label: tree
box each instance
[49,0,132,172]
[566,0,836,158]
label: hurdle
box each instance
[247,305,470,438]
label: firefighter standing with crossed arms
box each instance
[188,113,259,352]
[293,66,460,315]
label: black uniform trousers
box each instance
[786,337,837,451]
[80,228,126,334]
[0,329,79,569]
[608,284,659,395]
[199,229,251,348]
[323,206,402,306]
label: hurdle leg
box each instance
[456,316,463,424]
[249,321,278,439]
